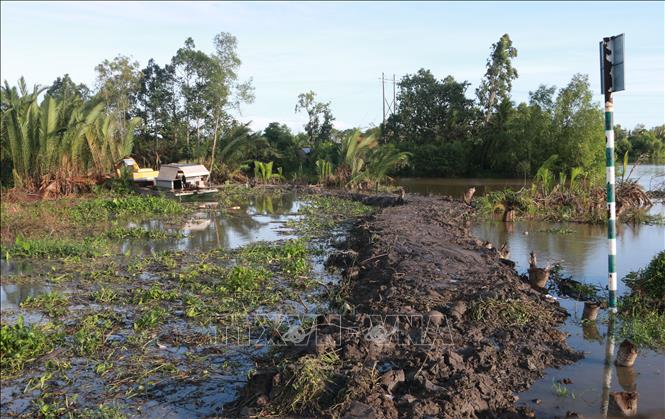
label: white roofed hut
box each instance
[154,164,217,196]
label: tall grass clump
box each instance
[620,251,665,348]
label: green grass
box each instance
[619,251,665,349]
[619,309,665,349]
[92,287,118,303]
[20,292,69,317]
[106,226,181,240]
[0,317,56,375]
[71,195,184,223]
[551,381,575,399]
[132,285,179,305]
[4,236,105,259]
[73,313,117,356]
[133,307,168,331]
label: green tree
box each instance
[95,55,143,139]
[134,59,178,165]
[46,74,90,103]
[385,69,476,144]
[295,91,335,145]
[476,34,518,169]
[551,73,604,173]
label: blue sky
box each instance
[1,1,663,132]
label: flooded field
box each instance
[0,190,372,416]
[402,164,665,418]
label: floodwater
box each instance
[0,191,344,416]
[119,192,303,255]
[402,163,665,417]
[398,163,665,198]
[0,192,305,308]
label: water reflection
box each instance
[0,283,51,310]
[119,192,303,256]
[473,220,664,293]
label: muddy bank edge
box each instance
[229,193,582,418]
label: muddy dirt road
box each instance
[234,194,582,418]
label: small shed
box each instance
[156,164,210,191]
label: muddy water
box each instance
[0,191,347,416]
[119,192,302,255]
[402,164,665,417]
[0,192,304,309]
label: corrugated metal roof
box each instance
[157,164,210,180]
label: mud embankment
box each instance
[231,194,582,418]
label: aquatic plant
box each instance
[71,195,184,223]
[290,196,374,237]
[73,313,116,356]
[20,292,69,317]
[106,226,180,240]
[133,307,167,331]
[223,266,269,293]
[5,236,105,259]
[0,317,54,375]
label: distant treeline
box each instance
[1,33,663,192]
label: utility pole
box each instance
[380,73,397,142]
[382,72,386,126]
[600,34,625,313]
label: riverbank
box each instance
[230,194,582,417]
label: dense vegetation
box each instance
[1,32,663,193]
[620,251,665,348]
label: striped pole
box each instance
[605,98,618,312]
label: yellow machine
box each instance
[115,158,159,184]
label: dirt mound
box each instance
[228,195,582,418]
